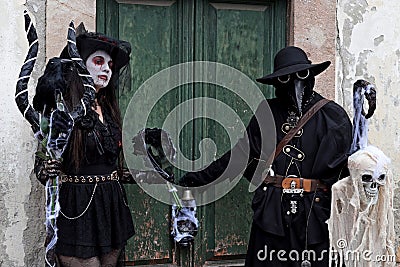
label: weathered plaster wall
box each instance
[0,1,46,266]
[46,0,96,59]
[1,0,95,266]
[336,0,400,261]
[289,0,337,100]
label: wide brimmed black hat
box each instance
[256,46,330,85]
[60,23,131,70]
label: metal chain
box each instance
[117,181,129,207]
[59,183,98,220]
[60,180,129,219]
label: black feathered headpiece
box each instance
[60,23,131,70]
[34,23,131,115]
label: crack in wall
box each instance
[0,183,11,266]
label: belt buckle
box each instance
[282,176,304,195]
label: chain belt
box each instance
[59,170,127,220]
[60,170,119,184]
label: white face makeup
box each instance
[86,50,113,90]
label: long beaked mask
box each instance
[274,69,315,116]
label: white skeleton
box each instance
[328,146,395,267]
[355,147,388,207]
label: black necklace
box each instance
[287,92,315,126]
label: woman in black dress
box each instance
[35,29,134,266]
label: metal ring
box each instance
[277,74,291,84]
[296,69,309,80]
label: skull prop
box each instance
[348,146,390,206]
[361,171,386,205]
[328,146,395,267]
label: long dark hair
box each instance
[63,66,122,172]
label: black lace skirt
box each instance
[55,180,135,258]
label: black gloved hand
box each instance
[353,79,376,119]
[35,159,62,185]
[43,159,62,179]
[118,168,136,184]
[178,174,193,187]
[48,109,74,155]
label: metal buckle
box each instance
[281,123,303,137]
[282,178,304,194]
[282,145,305,161]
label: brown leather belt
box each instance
[264,175,329,192]
[61,170,119,184]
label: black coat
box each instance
[180,93,352,265]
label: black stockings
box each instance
[58,249,121,267]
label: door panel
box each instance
[97,0,286,265]
[98,1,179,264]
[195,1,286,260]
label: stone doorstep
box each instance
[204,259,245,266]
[125,259,245,266]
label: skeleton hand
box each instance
[43,159,62,180]
[35,157,62,185]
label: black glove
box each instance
[118,168,136,184]
[34,157,62,185]
[353,79,376,119]
[178,174,195,187]
[44,159,62,179]
[47,109,74,156]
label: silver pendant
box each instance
[287,111,299,127]
[301,260,311,267]
[290,200,297,214]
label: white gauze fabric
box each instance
[328,146,395,267]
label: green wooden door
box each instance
[97,1,286,266]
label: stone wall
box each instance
[46,0,96,59]
[289,0,337,100]
[336,0,400,262]
[0,1,46,266]
[0,0,95,266]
